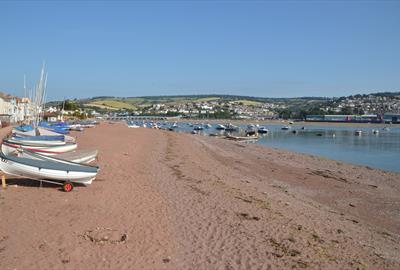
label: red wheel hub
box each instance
[63,182,73,192]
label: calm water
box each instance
[256,125,400,173]
[140,121,400,173]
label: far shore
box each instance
[146,118,397,128]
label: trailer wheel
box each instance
[63,182,74,192]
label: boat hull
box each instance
[12,127,76,143]
[0,154,98,185]
[7,138,66,146]
[2,141,78,156]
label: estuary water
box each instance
[255,125,400,173]
[148,122,400,173]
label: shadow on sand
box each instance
[4,177,86,192]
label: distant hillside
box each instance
[45,91,399,113]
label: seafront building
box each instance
[0,92,32,126]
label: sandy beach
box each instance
[1,122,399,270]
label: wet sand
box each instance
[1,122,399,269]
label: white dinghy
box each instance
[18,149,98,164]
[1,139,78,156]
[12,127,76,143]
[6,137,66,146]
[0,152,99,192]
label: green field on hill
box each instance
[88,100,137,110]
[85,96,226,110]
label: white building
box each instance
[0,93,32,125]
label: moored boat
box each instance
[257,126,269,134]
[193,125,204,131]
[225,134,259,141]
[225,123,239,132]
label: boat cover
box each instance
[0,152,98,173]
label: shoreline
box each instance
[174,118,397,128]
[1,122,399,269]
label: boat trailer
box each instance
[1,173,75,192]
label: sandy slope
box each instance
[1,122,399,270]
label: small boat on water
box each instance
[246,130,257,136]
[245,125,257,136]
[354,130,362,136]
[225,123,239,132]
[225,134,259,141]
[0,151,99,191]
[193,125,204,131]
[301,126,306,130]
[209,133,223,137]
[281,125,291,130]
[372,129,379,134]
[257,127,269,134]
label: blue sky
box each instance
[1,1,399,100]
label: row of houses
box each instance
[0,92,32,126]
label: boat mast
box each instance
[23,74,26,98]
